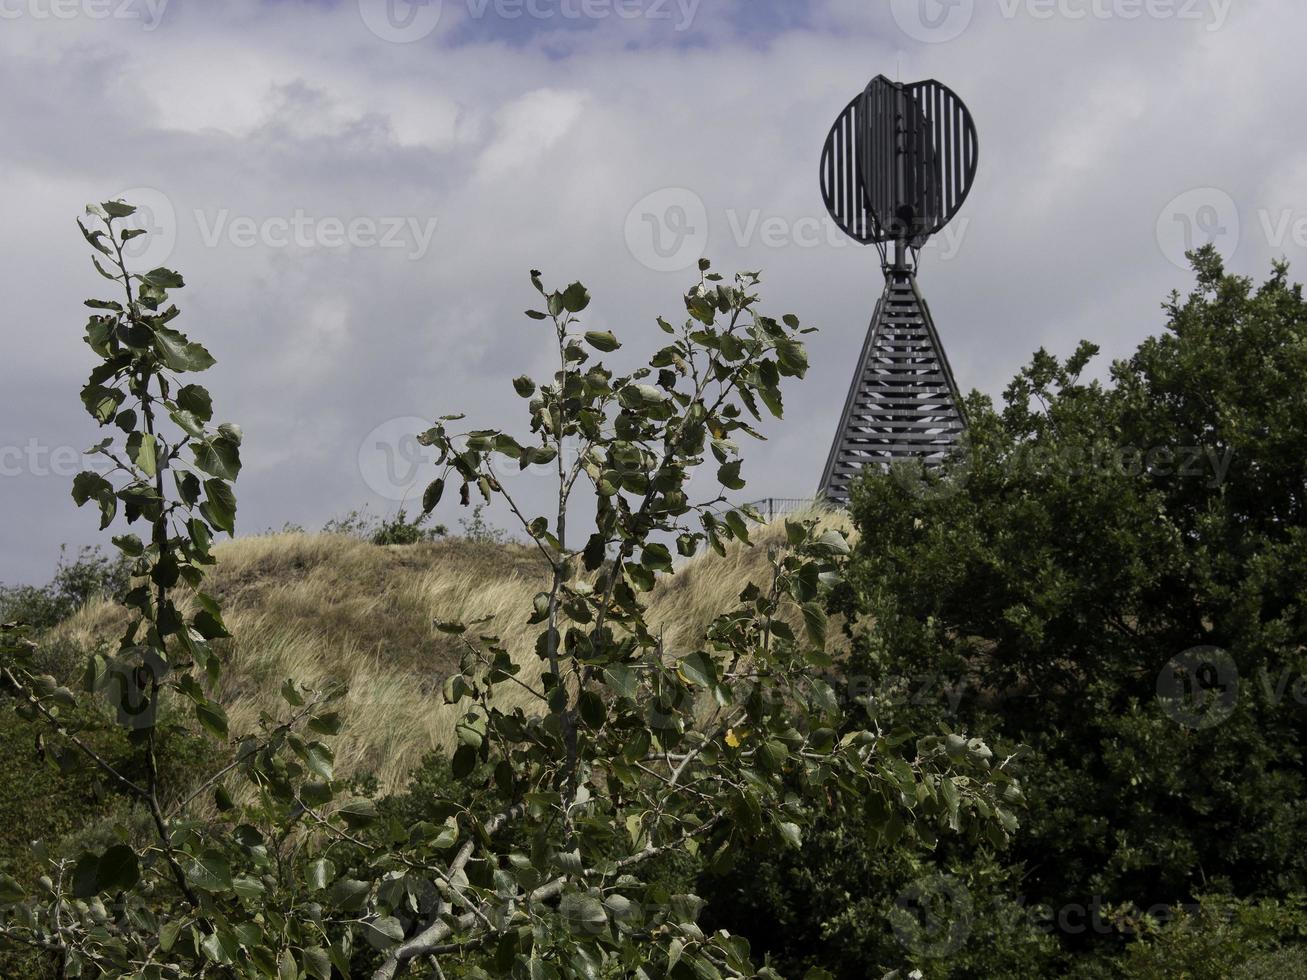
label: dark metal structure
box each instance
[817,75,977,505]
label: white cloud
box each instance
[475,88,589,181]
[2,0,1305,581]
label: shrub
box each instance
[835,248,1307,968]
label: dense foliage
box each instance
[0,202,1016,978]
[721,247,1306,976]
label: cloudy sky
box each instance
[2,0,1303,585]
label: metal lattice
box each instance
[817,75,977,505]
[818,270,966,506]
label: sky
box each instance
[1,0,1304,585]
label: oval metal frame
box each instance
[820,75,978,250]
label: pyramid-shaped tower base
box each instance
[819,268,966,506]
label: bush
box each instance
[0,545,132,630]
[833,248,1307,970]
[320,505,448,544]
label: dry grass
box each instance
[49,508,850,794]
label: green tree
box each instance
[837,247,1307,968]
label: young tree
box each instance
[0,204,1019,978]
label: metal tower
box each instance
[817,75,978,505]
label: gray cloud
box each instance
[2,0,1304,584]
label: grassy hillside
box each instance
[41,511,845,794]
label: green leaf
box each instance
[559,891,607,934]
[134,433,158,477]
[604,664,638,699]
[443,674,470,704]
[308,711,343,736]
[202,478,237,534]
[177,383,213,421]
[302,947,332,980]
[801,601,827,648]
[72,472,116,529]
[141,267,185,289]
[364,915,405,949]
[194,436,241,481]
[307,858,337,891]
[233,875,266,901]
[456,712,486,749]
[678,651,716,688]
[78,218,114,256]
[71,844,139,898]
[187,851,232,893]
[112,533,144,557]
[561,282,591,313]
[584,331,620,352]
[196,699,229,740]
[337,798,378,829]
[513,375,537,397]
[452,743,478,779]
[154,326,214,373]
[717,461,745,491]
[326,878,370,912]
[159,918,183,952]
[101,200,137,218]
[82,383,124,423]
[777,821,802,848]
